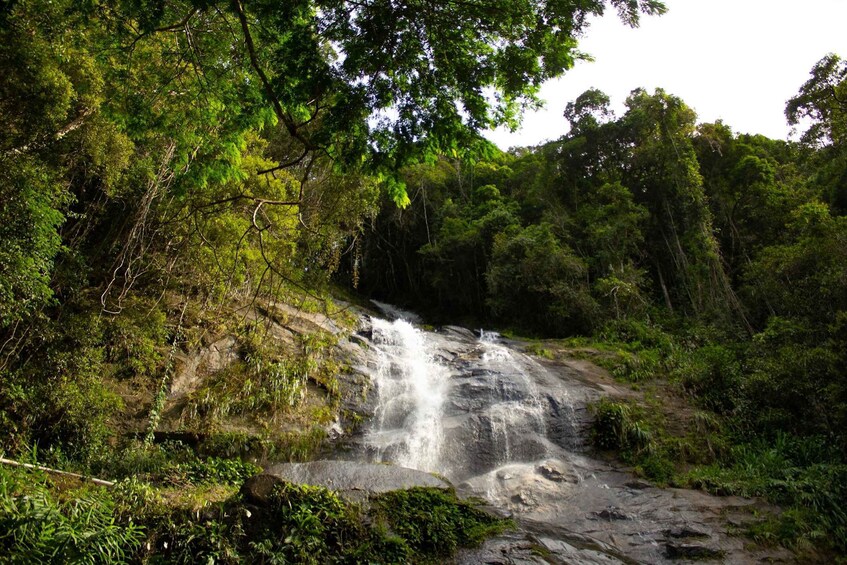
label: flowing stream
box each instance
[345,306,786,564]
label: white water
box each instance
[365,317,449,473]
[364,318,570,478]
[478,333,553,466]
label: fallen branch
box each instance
[0,457,115,487]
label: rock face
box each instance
[242,460,450,504]
[347,321,597,481]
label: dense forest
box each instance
[1,0,847,561]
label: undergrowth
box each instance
[0,463,508,564]
[583,318,847,556]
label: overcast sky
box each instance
[484,0,847,150]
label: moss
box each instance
[372,487,511,559]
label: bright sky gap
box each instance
[485,0,847,149]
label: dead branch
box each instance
[0,457,115,488]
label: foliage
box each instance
[180,326,340,434]
[487,223,598,336]
[0,158,66,326]
[4,0,847,558]
[0,466,144,564]
[1,453,507,563]
[0,307,124,461]
[373,487,510,558]
[685,435,847,552]
[590,399,653,456]
[675,344,743,415]
[786,54,847,215]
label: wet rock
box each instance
[533,536,629,564]
[664,526,710,539]
[454,532,549,564]
[537,461,578,483]
[624,479,652,490]
[242,460,450,504]
[341,312,791,565]
[664,542,724,560]
[369,300,421,323]
[593,507,629,521]
[543,395,583,450]
[511,491,538,506]
[441,325,482,340]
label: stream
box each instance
[339,304,787,564]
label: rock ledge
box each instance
[243,460,451,503]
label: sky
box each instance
[484,0,847,150]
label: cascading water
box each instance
[363,317,449,474]
[361,315,580,481]
[477,331,550,466]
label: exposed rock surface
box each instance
[242,460,450,504]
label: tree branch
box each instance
[0,457,115,488]
[3,107,94,158]
[231,0,315,151]
[257,148,310,175]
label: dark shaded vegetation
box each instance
[0,0,662,560]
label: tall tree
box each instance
[0,0,667,328]
[622,89,742,323]
[786,53,847,213]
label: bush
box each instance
[685,434,847,552]
[591,399,653,456]
[373,487,509,557]
[676,344,743,414]
[0,308,123,462]
[486,223,599,336]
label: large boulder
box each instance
[242,460,451,504]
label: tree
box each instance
[228,0,666,179]
[0,0,666,329]
[694,123,807,282]
[622,89,742,323]
[487,223,597,335]
[787,54,847,213]
[787,54,847,148]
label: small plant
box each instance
[611,349,663,382]
[591,398,652,455]
[525,343,554,359]
[177,457,261,486]
[0,466,144,564]
[683,434,847,553]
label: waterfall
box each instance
[364,317,449,473]
[362,316,569,479]
[350,312,760,564]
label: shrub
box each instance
[373,487,509,557]
[676,344,743,414]
[591,398,653,456]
